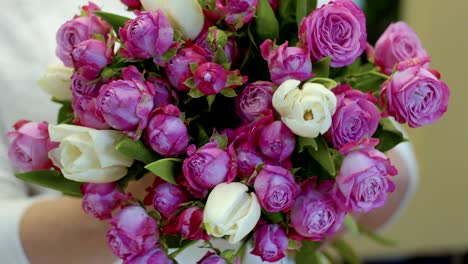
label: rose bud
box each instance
[194,62,228,95]
[236,81,274,123]
[380,57,450,128]
[177,206,210,241]
[38,64,73,101]
[145,105,189,157]
[182,142,236,198]
[151,181,191,219]
[71,39,112,78]
[228,134,266,179]
[121,0,142,10]
[251,224,288,262]
[107,206,159,261]
[260,40,313,85]
[272,80,337,138]
[203,182,261,243]
[254,165,299,212]
[166,46,207,91]
[216,0,258,29]
[48,124,133,183]
[258,121,296,161]
[334,139,398,213]
[328,84,380,149]
[375,22,427,75]
[71,70,102,97]
[119,10,174,64]
[56,5,111,67]
[72,95,110,129]
[299,0,366,67]
[97,66,155,139]
[141,0,204,40]
[197,252,229,264]
[290,179,345,241]
[194,28,239,63]
[148,76,178,108]
[7,121,58,172]
[81,183,122,220]
[126,247,173,264]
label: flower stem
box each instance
[348,70,390,80]
[168,240,198,259]
[233,238,249,259]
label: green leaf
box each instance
[256,0,280,41]
[332,239,362,264]
[312,56,332,78]
[358,224,397,247]
[93,11,131,33]
[211,131,228,150]
[184,77,197,90]
[15,170,82,197]
[213,47,228,65]
[115,136,159,164]
[297,136,318,152]
[306,136,336,176]
[190,63,199,75]
[145,158,183,185]
[344,214,359,235]
[296,0,317,26]
[308,77,337,89]
[57,101,73,124]
[295,241,322,264]
[117,161,147,189]
[207,95,216,111]
[188,87,204,98]
[220,88,237,98]
[374,118,407,152]
[278,0,298,43]
[263,210,284,224]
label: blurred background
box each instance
[350,0,468,263]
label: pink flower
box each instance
[290,179,345,241]
[119,10,174,63]
[194,62,228,95]
[176,206,210,241]
[374,22,427,75]
[148,181,191,219]
[197,252,228,264]
[72,95,111,129]
[80,183,122,220]
[71,39,112,78]
[216,0,258,29]
[236,81,274,123]
[145,105,189,157]
[227,131,267,179]
[380,57,450,128]
[125,247,173,264]
[96,66,155,139]
[334,140,397,213]
[7,120,58,172]
[251,224,288,262]
[182,142,236,198]
[299,0,367,67]
[121,0,142,10]
[56,5,111,67]
[260,40,313,85]
[328,84,380,149]
[258,121,295,162]
[71,70,102,97]
[166,45,207,91]
[148,77,178,108]
[107,206,159,261]
[194,28,239,63]
[254,165,299,212]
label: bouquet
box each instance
[7,0,450,263]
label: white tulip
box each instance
[141,0,204,40]
[48,124,134,183]
[272,80,337,138]
[37,64,73,101]
[203,182,261,244]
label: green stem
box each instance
[233,238,249,260]
[168,240,197,259]
[348,70,390,80]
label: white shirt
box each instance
[0,1,418,263]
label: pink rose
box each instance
[7,120,58,172]
[125,247,173,264]
[121,0,142,10]
[166,45,207,91]
[71,39,113,79]
[216,0,258,29]
[236,81,274,123]
[81,183,122,220]
[194,62,228,95]
[251,224,288,262]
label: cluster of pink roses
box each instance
[7,0,450,263]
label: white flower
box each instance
[48,124,134,183]
[141,0,204,40]
[203,182,261,244]
[37,64,73,101]
[272,80,337,138]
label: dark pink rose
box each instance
[119,10,174,63]
[268,0,278,11]
[176,206,210,241]
[228,131,267,179]
[194,62,228,95]
[96,66,155,139]
[125,247,173,264]
[328,84,380,149]
[258,121,295,162]
[166,45,207,91]
[121,0,142,10]
[334,139,397,213]
[251,224,288,262]
[254,164,299,212]
[72,94,110,129]
[7,120,58,172]
[71,39,112,78]
[236,81,274,123]
[107,206,159,261]
[197,252,229,264]
[299,0,366,67]
[216,0,258,29]
[150,181,191,219]
[145,105,189,157]
[148,77,178,108]
[71,70,102,97]
[374,22,427,75]
[380,57,450,128]
[81,183,122,220]
[260,40,312,85]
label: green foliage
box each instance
[278,0,299,43]
[344,214,360,235]
[51,98,73,124]
[94,11,131,32]
[297,136,318,152]
[374,118,407,152]
[256,0,280,41]
[15,170,82,197]
[312,57,332,78]
[306,135,337,176]
[295,241,322,264]
[332,239,362,264]
[145,158,183,185]
[115,136,160,164]
[117,161,147,189]
[296,0,317,26]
